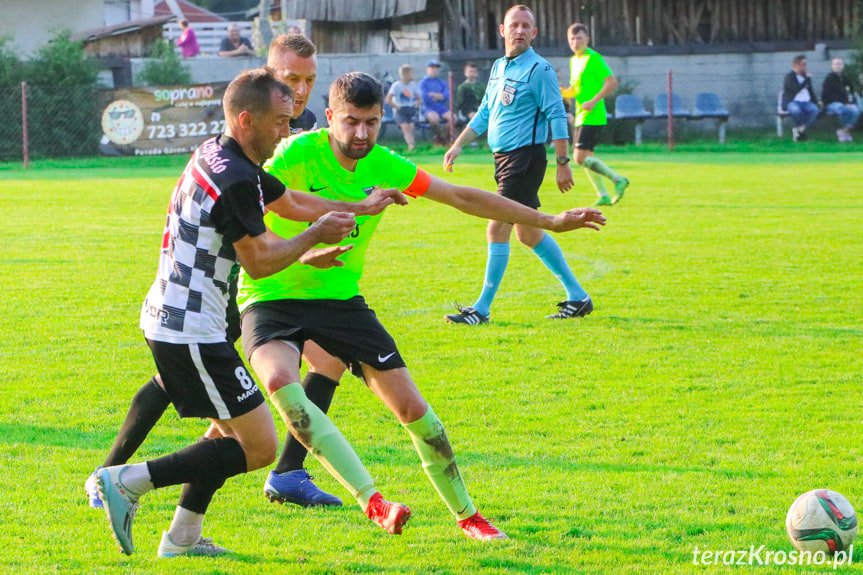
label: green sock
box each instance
[584,156,621,182]
[271,384,376,509]
[404,405,476,521]
[584,167,609,198]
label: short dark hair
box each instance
[269,33,316,59]
[793,54,807,65]
[329,72,383,110]
[179,18,189,27]
[568,23,589,36]
[464,61,477,69]
[224,67,293,119]
[505,4,534,22]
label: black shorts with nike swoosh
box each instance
[240,296,405,378]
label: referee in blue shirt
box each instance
[444,4,599,324]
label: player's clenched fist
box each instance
[309,211,357,244]
[550,207,606,232]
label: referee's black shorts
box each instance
[241,296,406,379]
[493,143,547,209]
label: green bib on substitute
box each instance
[570,47,613,126]
[236,129,419,309]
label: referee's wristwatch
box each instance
[556,156,570,165]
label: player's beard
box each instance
[336,138,374,160]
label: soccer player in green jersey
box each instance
[562,22,630,206]
[238,71,605,541]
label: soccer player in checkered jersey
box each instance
[236,71,605,541]
[94,68,411,558]
[85,33,370,512]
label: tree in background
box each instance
[138,39,192,86]
[0,30,102,160]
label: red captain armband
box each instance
[404,169,432,198]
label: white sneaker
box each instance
[792,126,800,142]
[157,531,230,558]
[95,466,139,555]
[85,467,103,508]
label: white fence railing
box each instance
[163,22,254,57]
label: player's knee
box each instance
[242,435,278,471]
[514,226,542,247]
[259,367,297,396]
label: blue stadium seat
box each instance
[614,94,652,120]
[653,93,691,118]
[613,94,652,145]
[693,93,729,119]
[692,93,730,143]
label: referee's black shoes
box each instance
[546,297,594,319]
[445,304,489,325]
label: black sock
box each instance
[177,480,226,514]
[176,436,227,514]
[147,436,247,489]
[103,377,170,467]
[273,372,339,474]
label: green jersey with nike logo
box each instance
[237,129,419,308]
[570,47,613,126]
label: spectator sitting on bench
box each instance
[822,56,860,143]
[419,60,454,145]
[219,23,255,57]
[782,54,820,142]
[386,64,421,152]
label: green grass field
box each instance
[1,146,862,574]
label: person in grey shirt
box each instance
[386,64,422,151]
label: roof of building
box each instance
[283,0,427,22]
[71,15,174,42]
[154,0,226,22]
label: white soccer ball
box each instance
[786,489,858,554]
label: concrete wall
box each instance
[574,44,853,128]
[130,45,856,131]
[2,0,105,57]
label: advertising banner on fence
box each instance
[98,82,228,156]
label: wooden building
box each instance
[73,16,175,58]
[281,0,860,54]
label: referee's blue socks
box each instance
[472,242,509,317]
[532,234,587,301]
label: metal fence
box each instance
[0,84,102,163]
[3,68,860,164]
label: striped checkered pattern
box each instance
[140,137,248,344]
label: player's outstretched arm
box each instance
[423,175,606,233]
[234,211,356,279]
[267,188,408,222]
